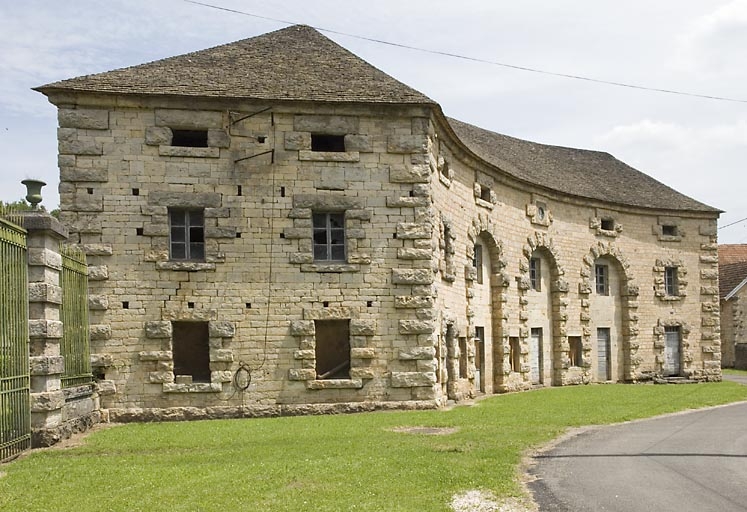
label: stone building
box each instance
[35,25,721,421]
[718,245,747,369]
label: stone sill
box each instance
[163,383,222,393]
[658,235,683,242]
[438,173,452,188]
[475,197,494,210]
[657,295,686,301]
[158,146,220,158]
[595,229,620,238]
[306,379,364,390]
[157,261,216,272]
[301,263,359,273]
[298,150,360,162]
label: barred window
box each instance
[529,258,541,291]
[473,244,484,284]
[169,209,205,261]
[664,267,679,296]
[313,212,345,262]
[595,264,609,295]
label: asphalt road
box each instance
[529,398,747,512]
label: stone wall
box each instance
[48,93,720,419]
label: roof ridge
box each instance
[36,24,435,105]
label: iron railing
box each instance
[60,245,92,388]
[0,217,30,462]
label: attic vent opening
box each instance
[479,186,492,203]
[171,129,208,148]
[311,134,345,152]
[662,225,678,236]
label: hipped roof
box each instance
[36,25,718,214]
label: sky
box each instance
[1,0,746,242]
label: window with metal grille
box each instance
[169,209,205,261]
[595,264,609,295]
[473,244,483,284]
[664,267,679,296]
[172,321,210,383]
[529,258,541,291]
[315,320,350,379]
[313,212,345,261]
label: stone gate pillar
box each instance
[21,212,69,446]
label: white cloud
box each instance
[675,0,747,76]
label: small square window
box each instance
[169,209,205,261]
[662,225,678,237]
[315,319,350,379]
[172,321,210,383]
[171,129,208,148]
[529,258,541,291]
[664,267,679,296]
[601,218,614,231]
[311,134,345,152]
[313,212,346,262]
[595,264,609,295]
[480,186,491,202]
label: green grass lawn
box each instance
[723,368,747,376]
[2,382,746,512]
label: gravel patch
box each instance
[450,490,535,512]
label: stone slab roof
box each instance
[35,25,435,105]
[37,25,718,214]
[719,244,747,299]
[447,118,719,213]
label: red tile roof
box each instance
[719,245,747,299]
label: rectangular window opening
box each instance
[172,321,211,383]
[313,211,346,262]
[664,267,679,296]
[529,258,541,291]
[662,225,678,237]
[597,327,611,381]
[480,186,491,202]
[473,244,484,284]
[601,218,614,231]
[595,264,609,295]
[458,337,468,378]
[569,336,583,367]
[169,208,205,261]
[315,319,351,379]
[311,134,345,152]
[509,337,521,373]
[171,129,208,148]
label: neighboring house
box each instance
[719,244,747,369]
[34,25,722,421]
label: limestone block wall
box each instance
[427,115,720,394]
[52,95,446,417]
[49,92,720,418]
[720,287,746,368]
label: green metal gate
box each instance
[60,245,91,388]
[0,217,30,462]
